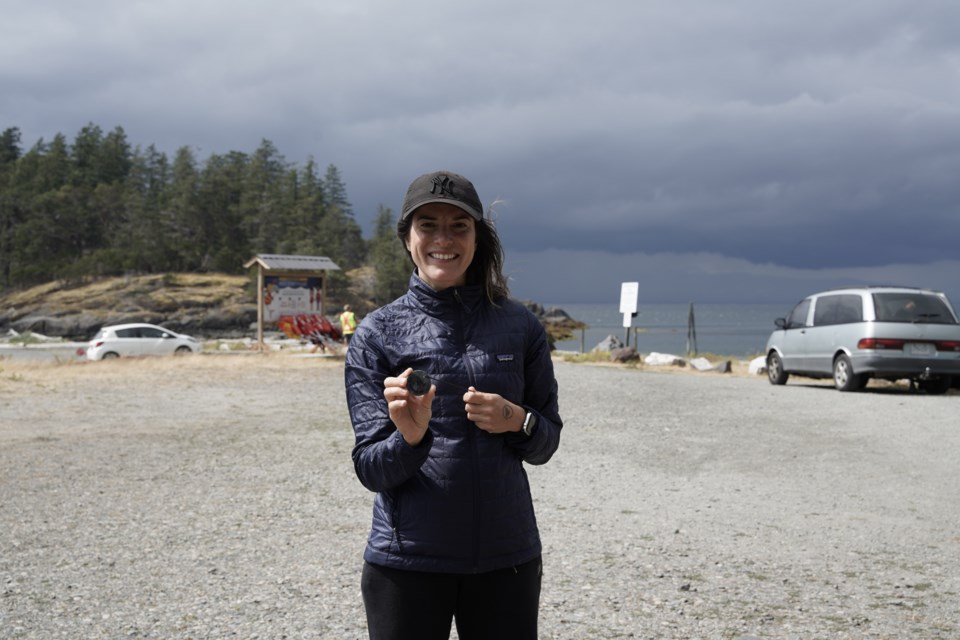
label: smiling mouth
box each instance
[429,252,458,261]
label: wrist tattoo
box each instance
[502,405,514,420]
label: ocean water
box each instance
[545,302,790,358]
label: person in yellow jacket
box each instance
[340,304,358,345]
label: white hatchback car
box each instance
[85,323,200,361]
[765,287,960,393]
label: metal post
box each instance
[256,266,264,351]
[686,302,697,356]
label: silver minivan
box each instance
[765,287,960,393]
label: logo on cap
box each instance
[430,175,458,198]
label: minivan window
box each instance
[873,293,957,324]
[786,299,811,329]
[813,294,863,326]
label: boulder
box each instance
[689,357,713,371]
[520,301,585,348]
[712,360,732,373]
[11,315,62,335]
[748,356,767,376]
[542,307,575,322]
[610,347,640,363]
[644,352,686,367]
[592,334,624,352]
[690,357,732,373]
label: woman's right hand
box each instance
[383,368,435,446]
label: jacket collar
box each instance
[407,271,484,315]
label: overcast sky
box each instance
[3,0,959,306]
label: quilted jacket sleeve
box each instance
[504,309,563,465]
[345,319,434,493]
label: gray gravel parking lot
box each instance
[1,355,958,639]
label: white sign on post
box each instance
[620,282,638,328]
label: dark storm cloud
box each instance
[3,0,959,303]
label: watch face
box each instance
[523,412,536,435]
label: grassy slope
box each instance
[1,273,255,319]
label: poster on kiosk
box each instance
[263,275,324,322]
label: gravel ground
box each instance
[1,354,958,639]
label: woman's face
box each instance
[405,203,477,291]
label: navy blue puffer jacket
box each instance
[345,274,563,574]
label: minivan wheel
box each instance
[833,354,865,392]
[767,352,788,385]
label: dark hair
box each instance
[397,214,510,305]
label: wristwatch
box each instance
[521,411,537,436]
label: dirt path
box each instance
[1,354,958,638]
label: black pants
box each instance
[361,557,542,640]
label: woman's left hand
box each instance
[463,387,523,434]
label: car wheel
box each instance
[918,377,951,395]
[174,346,193,355]
[102,352,120,360]
[833,354,865,392]
[767,352,788,385]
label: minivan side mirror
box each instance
[774,317,787,329]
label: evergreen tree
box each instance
[199,151,249,272]
[240,139,288,255]
[286,158,328,255]
[0,128,22,286]
[322,164,351,214]
[98,127,133,184]
[319,163,365,268]
[167,146,202,270]
[368,205,411,305]
[0,127,20,164]
[80,126,134,274]
[70,123,104,187]
[34,134,71,193]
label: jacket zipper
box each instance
[454,288,482,571]
[389,491,403,553]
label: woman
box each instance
[344,170,563,640]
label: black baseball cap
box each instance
[400,171,483,222]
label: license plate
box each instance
[907,342,934,355]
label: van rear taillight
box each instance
[859,338,960,352]
[858,338,905,350]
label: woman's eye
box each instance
[415,219,471,234]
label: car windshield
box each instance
[873,293,957,324]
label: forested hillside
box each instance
[0,124,582,345]
[0,124,411,307]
